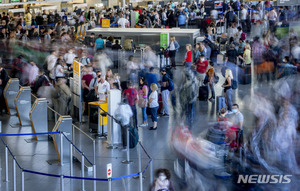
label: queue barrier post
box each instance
[5,146,8,182]
[13,157,16,191]
[21,170,24,191]
[138,142,143,191]
[81,153,85,191]
[60,175,64,191]
[60,132,63,166]
[93,165,97,191]
[150,159,153,184]
[121,126,131,164]
[70,142,73,176]
[108,178,112,191]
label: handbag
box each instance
[164,51,170,58]
[85,78,98,102]
[138,95,147,108]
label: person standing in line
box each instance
[222,69,233,111]
[138,77,149,127]
[240,5,248,33]
[149,83,159,130]
[95,34,105,52]
[183,44,192,69]
[97,75,110,101]
[195,54,208,86]
[160,68,170,117]
[207,61,216,102]
[168,36,180,69]
[123,81,139,129]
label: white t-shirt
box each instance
[169,41,176,51]
[241,8,247,20]
[118,18,129,28]
[64,52,76,65]
[149,91,159,108]
[97,80,110,100]
[55,65,64,77]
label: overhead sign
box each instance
[107,163,112,178]
[102,19,110,28]
[160,33,169,48]
[277,0,300,6]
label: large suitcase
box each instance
[238,66,251,84]
[216,96,226,114]
[206,126,225,144]
[199,85,209,101]
[129,126,139,148]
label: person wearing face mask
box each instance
[218,107,228,121]
[227,103,244,144]
[150,168,175,191]
[89,71,102,91]
[195,54,208,86]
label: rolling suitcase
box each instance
[216,96,226,114]
[199,85,209,101]
[206,126,225,144]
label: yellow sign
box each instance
[102,19,110,28]
[73,60,80,75]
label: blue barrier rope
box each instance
[111,172,139,181]
[23,169,61,178]
[61,132,94,166]
[0,133,152,182]
[0,132,60,136]
[142,159,152,175]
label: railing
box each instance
[0,130,153,191]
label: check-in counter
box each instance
[88,101,108,134]
[86,28,200,63]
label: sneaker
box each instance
[139,123,148,127]
[209,98,215,102]
[162,114,169,117]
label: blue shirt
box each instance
[95,38,104,49]
[146,73,158,87]
[178,14,186,26]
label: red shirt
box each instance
[82,74,93,90]
[123,88,138,106]
[185,51,192,62]
[196,60,208,73]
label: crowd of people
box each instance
[0,2,299,190]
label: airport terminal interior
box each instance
[0,0,300,190]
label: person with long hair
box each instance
[222,69,233,111]
[138,77,149,127]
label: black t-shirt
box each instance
[226,49,238,63]
[161,74,169,91]
[112,44,122,50]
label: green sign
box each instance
[11,0,20,2]
[135,12,139,24]
[160,33,169,49]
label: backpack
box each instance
[48,15,55,23]
[167,76,174,91]
[241,32,247,41]
[231,79,238,90]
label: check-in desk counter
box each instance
[88,101,108,134]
